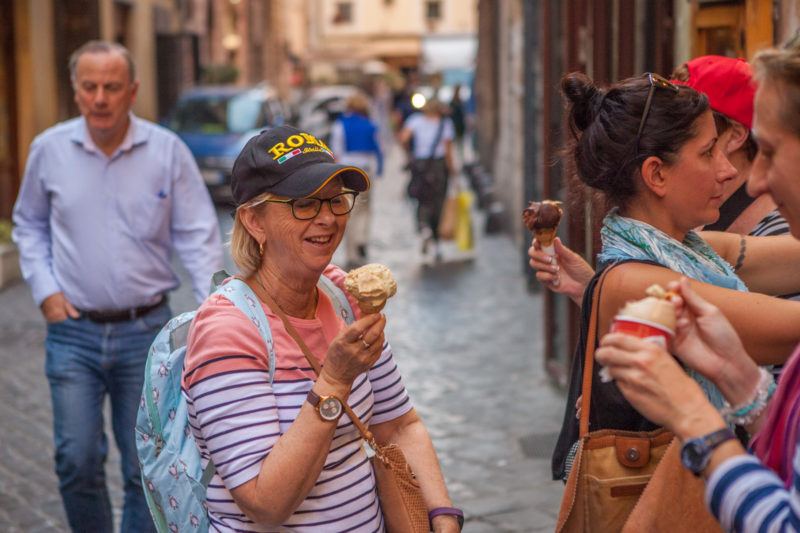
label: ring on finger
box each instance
[362,339,371,350]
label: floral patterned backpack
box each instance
[135,272,354,532]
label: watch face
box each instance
[319,396,343,421]
[681,441,708,474]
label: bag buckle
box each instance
[615,436,650,467]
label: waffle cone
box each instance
[357,299,386,314]
[534,228,558,247]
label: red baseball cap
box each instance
[675,55,755,129]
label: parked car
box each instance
[295,85,360,145]
[167,83,286,203]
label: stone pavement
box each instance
[0,143,569,532]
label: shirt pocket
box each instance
[127,187,171,241]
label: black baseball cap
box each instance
[231,125,370,205]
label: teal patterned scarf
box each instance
[598,210,748,409]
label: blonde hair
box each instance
[753,47,800,138]
[346,91,371,116]
[229,192,271,277]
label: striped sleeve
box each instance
[749,211,791,237]
[706,453,800,532]
[367,340,413,424]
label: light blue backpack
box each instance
[135,272,353,532]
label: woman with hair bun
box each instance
[552,71,800,481]
[593,46,800,531]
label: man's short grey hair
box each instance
[69,40,136,85]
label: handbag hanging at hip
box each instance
[257,285,429,533]
[555,265,722,533]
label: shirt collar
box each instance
[70,112,147,155]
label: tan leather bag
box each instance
[555,266,722,533]
[258,283,428,532]
[371,443,429,532]
[621,439,723,533]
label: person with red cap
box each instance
[675,56,789,241]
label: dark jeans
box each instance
[45,304,169,533]
[414,157,449,239]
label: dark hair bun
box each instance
[561,72,603,132]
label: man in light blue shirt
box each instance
[12,40,222,532]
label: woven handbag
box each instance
[368,439,429,532]
[555,265,717,533]
[258,284,428,532]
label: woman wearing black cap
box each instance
[181,126,461,532]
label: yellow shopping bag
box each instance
[455,189,475,251]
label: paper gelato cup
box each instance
[611,316,674,349]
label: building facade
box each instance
[0,0,300,220]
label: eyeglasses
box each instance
[262,191,359,220]
[636,72,680,151]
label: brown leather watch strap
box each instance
[307,388,322,408]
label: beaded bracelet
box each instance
[429,506,464,530]
[720,367,776,426]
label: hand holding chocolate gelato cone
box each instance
[523,200,564,255]
[344,263,397,314]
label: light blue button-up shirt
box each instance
[12,114,223,309]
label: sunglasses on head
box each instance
[636,72,680,152]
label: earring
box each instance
[258,241,264,255]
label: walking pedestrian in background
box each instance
[399,99,456,260]
[449,84,467,161]
[11,40,222,532]
[329,91,383,269]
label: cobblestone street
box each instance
[0,144,568,532]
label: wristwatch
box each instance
[680,427,737,476]
[306,389,343,421]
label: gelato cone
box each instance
[523,200,563,255]
[534,228,558,248]
[344,263,397,315]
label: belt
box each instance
[80,295,167,324]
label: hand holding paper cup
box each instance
[600,284,677,382]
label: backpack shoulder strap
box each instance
[217,278,277,387]
[210,269,231,293]
[317,274,355,325]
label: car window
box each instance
[170,92,267,134]
[170,97,229,134]
[228,92,265,132]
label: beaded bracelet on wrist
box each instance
[720,367,776,426]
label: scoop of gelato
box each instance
[344,264,397,314]
[523,200,563,251]
[523,200,563,233]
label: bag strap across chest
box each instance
[579,265,616,437]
